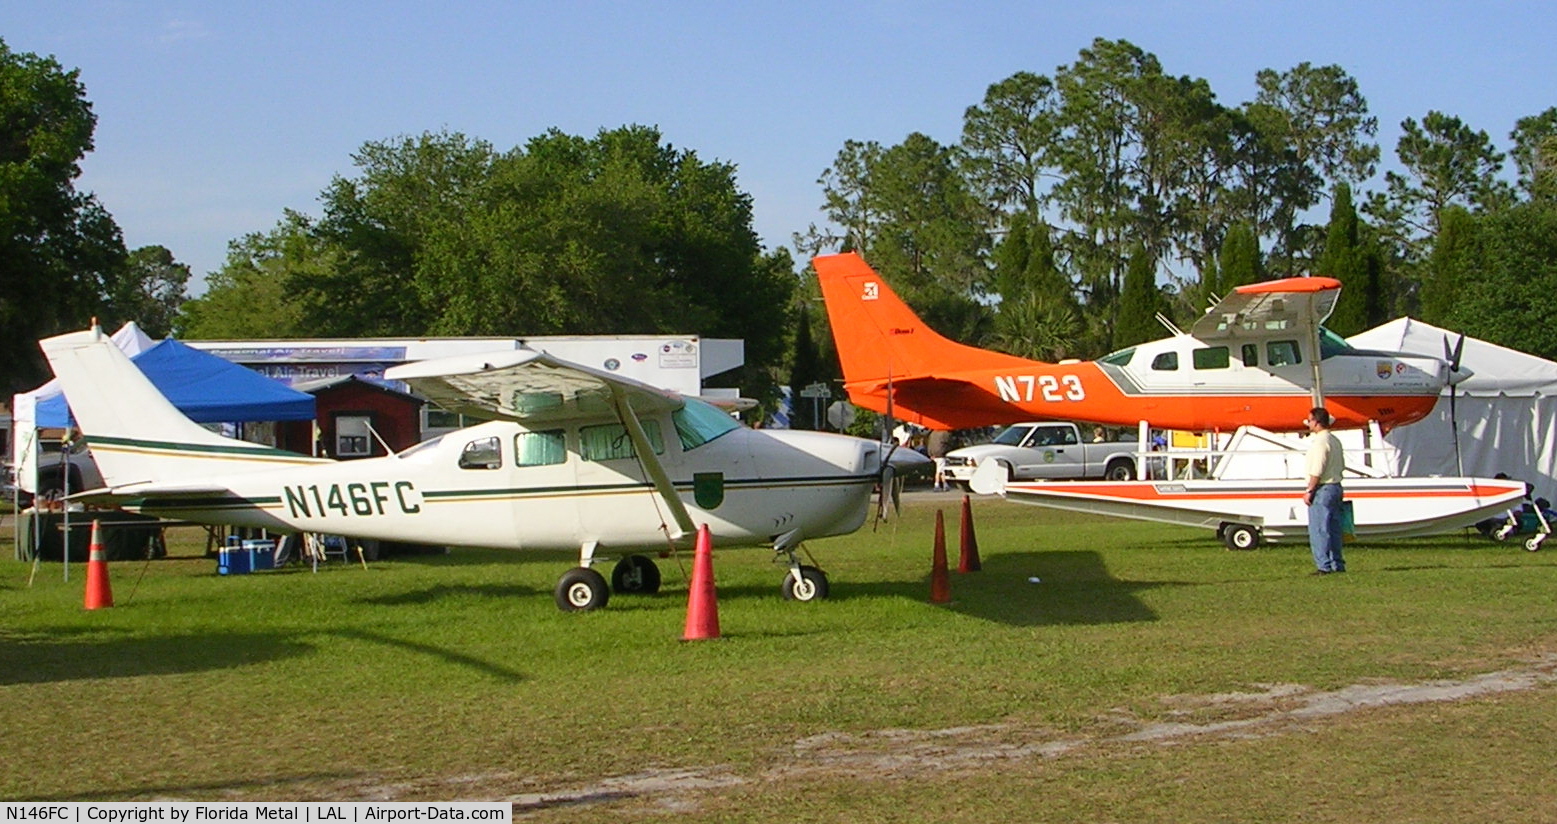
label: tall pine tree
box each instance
[1318,183,1368,335]
[1115,247,1162,348]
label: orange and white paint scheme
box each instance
[815,253,1459,433]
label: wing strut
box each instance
[607,383,696,541]
[1308,299,1326,409]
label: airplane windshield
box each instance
[1098,347,1135,366]
[673,398,741,451]
[1318,327,1355,359]
[398,433,447,457]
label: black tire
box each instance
[611,554,662,594]
[555,567,610,611]
[782,565,830,602]
[1222,523,1260,551]
[1104,459,1136,481]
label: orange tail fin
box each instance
[814,253,1028,387]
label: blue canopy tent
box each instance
[35,337,316,426]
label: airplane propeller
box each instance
[1444,332,1468,475]
[874,375,901,530]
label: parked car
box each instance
[941,421,1139,486]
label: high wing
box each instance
[1189,277,1342,341]
[384,348,696,537]
[384,348,682,424]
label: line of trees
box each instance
[793,38,1557,390]
[4,36,1554,414]
[0,39,188,393]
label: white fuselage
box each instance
[116,417,883,553]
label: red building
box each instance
[277,376,424,459]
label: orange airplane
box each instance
[815,252,1462,433]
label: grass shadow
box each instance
[939,549,1170,627]
[325,629,525,683]
[0,628,314,685]
[357,583,542,606]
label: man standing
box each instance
[1303,407,1346,574]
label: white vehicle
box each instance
[40,325,929,611]
[942,422,1138,485]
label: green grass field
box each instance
[3,494,1555,821]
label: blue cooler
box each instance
[218,539,278,575]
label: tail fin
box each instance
[39,327,323,490]
[814,252,1031,388]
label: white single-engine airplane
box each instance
[40,325,929,611]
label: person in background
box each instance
[1092,425,1106,443]
[1303,407,1346,575]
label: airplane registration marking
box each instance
[283,481,421,518]
[994,374,1085,403]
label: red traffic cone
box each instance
[682,525,721,640]
[930,510,951,604]
[958,495,982,573]
[84,520,114,610]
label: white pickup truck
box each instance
[942,422,1139,485]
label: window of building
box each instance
[336,415,373,458]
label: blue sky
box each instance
[4,1,1555,289]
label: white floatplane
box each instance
[968,427,1527,550]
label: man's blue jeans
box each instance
[1307,483,1345,572]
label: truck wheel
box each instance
[1104,460,1135,481]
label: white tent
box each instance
[1348,317,1557,499]
[10,321,155,492]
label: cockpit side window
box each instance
[1192,346,1230,370]
[580,420,665,461]
[1267,340,1302,367]
[1152,352,1179,371]
[514,430,566,467]
[458,436,502,470]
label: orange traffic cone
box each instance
[930,510,951,604]
[682,525,721,640]
[957,495,982,573]
[83,520,114,610]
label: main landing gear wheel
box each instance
[1221,523,1261,551]
[1525,535,1546,552]
[782,565,830,602]
[555,567,610,611]
[611,554,662,594]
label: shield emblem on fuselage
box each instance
[1376,361,1393,380]
[694,472,725,509]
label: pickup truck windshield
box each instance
[991,425,1033,446]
